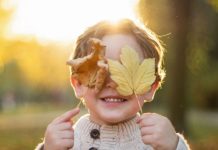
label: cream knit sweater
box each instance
[35,114,190,150]
[72,114,189,150]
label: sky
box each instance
[7,0,137,41]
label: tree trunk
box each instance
[167,0,192,133]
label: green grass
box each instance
[0,127,45,150]
[188,110,218,150]
[0,110,62,150]
[0,103,87,150]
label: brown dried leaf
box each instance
[95,60,108,92]
[67,38,108,91]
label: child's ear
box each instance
[70,77,86,98]
[143,81,159,102]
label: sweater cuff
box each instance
[176,133,190,150]
[35,142,44,150]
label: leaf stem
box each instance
[135,93,143,114]
[76,100,82,108]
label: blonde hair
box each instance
[71,19,165,84]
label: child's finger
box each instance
[58,130,74,139]
[137,113,155,127]
[136,113,152,122]
[141,134,156,148]
[53,108,80,124]
[60,139,74,149]
[140,126,154,136]
[56,122,73,131]
[135,115,141,123]
[138,119,155,128]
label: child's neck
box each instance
[89,114,137,126]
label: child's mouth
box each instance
[100,98,127,103]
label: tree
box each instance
[136,0,192,133]
[167,0,192,133]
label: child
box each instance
[36,19,190,150]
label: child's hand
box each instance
[136,113,179,150]
[44,108,80,150]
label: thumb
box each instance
[53,107,80,124]
[135,114,141,124]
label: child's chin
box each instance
[99,113,132,125]
[102,118,125,125]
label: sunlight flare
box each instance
[9,0,137,41]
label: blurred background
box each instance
[0,0,218,149]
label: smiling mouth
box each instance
[100,98,127,103]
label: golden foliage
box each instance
[0,39,70,89]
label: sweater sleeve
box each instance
[176,133,191,150]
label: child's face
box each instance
[73,34,157,125]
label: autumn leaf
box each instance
[108,45,156,96]
[66,38,108,92]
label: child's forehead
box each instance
[102,34,144,60]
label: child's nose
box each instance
[105,77,117,88]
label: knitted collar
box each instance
[74,114,140,141]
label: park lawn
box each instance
[0,103,87,150]
[188,110,218,150]
[0,127,45,150]
[0,111,61,150]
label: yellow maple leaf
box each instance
[108,45,156,96]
